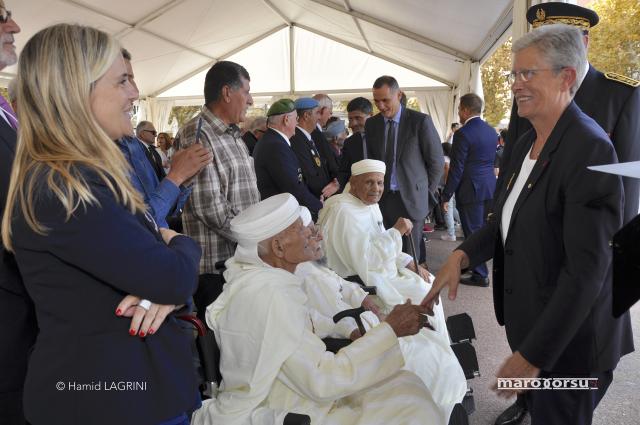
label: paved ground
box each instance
[426,227,640,425]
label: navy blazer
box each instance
[365,108,444,220]
[11,169,201,425]
[311,127,339,180]
[442,117,497,204]
[0,117,37,424]
[290,127,331,198]
[461,102,634,373]
[506,64,640,224]
[253,128,323,217]
[338,132,366,189]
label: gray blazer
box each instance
[365,108,444,220]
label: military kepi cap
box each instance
[267,99,296,117]
[527,2,599,30]
[294,97,319,110]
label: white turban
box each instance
[299,206,312,226]
[230,193,301,265]
[351,159,386,176]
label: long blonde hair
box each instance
[1,24,146,250]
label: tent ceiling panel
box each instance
[334,0,513,59]
[159,27,291,97]
[293,27,444,92]
[271,0,369,50]
[120,30,213,96]
[358,21,462,85]
[141,0,285,58]
[59,0,174,24]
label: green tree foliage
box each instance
[481,38,513,127]
[168,106,200,128]
[588,0,640,80]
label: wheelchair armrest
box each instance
[176,314,207,336]
[284,413,311,425]
[333,306,366,335]
[361,286,377,295]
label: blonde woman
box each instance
[157,131,173,172]
[2,24,201,425]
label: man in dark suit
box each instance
[312,93,340,180]
[498,4,640,423]
[442,93,497,287]
[241,116,267,155]
[505,2,640,226]
[290,97,339,202]
[253,99,323,218]
[366,75,444,259]
[0,5,37,424]
[136,120,166,181]
[338,97,373,188]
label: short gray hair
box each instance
[312,93,332,109]
[135,120,153,134]
[512,24,587,96]
[248,116,267,131]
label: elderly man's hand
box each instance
[420,250,469,310]
[166,143,213,186]
[407,262,431,282]
[385,300,432,337]
[492,351,541,398]
[361,295,383,319]
[393,218,413,236]
[321,178,340,199]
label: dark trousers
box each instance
[457,199,492,278]
[525,369,613,425]
[193,273,225,323]
[380,191,425,264]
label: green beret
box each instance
[267,99,296,117]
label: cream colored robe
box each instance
[296,261,468,425]
[318,192,432,311]
[191,258,441,425]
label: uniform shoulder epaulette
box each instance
[604,72,640,88]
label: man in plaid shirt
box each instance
[175,61,260,319]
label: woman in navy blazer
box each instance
[423,25,633,424]
[1,24,201,425]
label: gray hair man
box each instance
[0,4,35,424]
[241,116,267,155]
[192,193,439,425]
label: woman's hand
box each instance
[115,295,177,337]
[159,227,180,245]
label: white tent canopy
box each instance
[4,0,566,135]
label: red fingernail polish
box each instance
[115,308,122,316]
[148,329,155,335]
[129,329,136,336]
[139,331,146,337]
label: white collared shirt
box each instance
[271,127,292,147]
[297,126,312,141]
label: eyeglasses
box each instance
[143,129,157,137]
[507,68,563,85]
[0,9,12,24]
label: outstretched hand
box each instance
[420,250,469,310]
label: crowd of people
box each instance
[0,1,638,425]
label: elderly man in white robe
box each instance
[318,159,437,312]
[296,206,467,425]
[192,193,442,425]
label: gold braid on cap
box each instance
[532,8,591,30]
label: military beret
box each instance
[267,99,296,117]
[294,97,319,110]
[527,2,599,30]
[323,119,347,139]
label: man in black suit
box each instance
[498,4,640,423]
[366,75,444,260]
[136,120,166,181]
[241,116,267,155]
[290,97,339,202]
[338,97,373,188]
[0,5,37,424]
[253,99,323,218]
[505,2,640,226]
[311,93,339,180]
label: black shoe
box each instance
[459,275,489,287]
[494,401,528,425]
